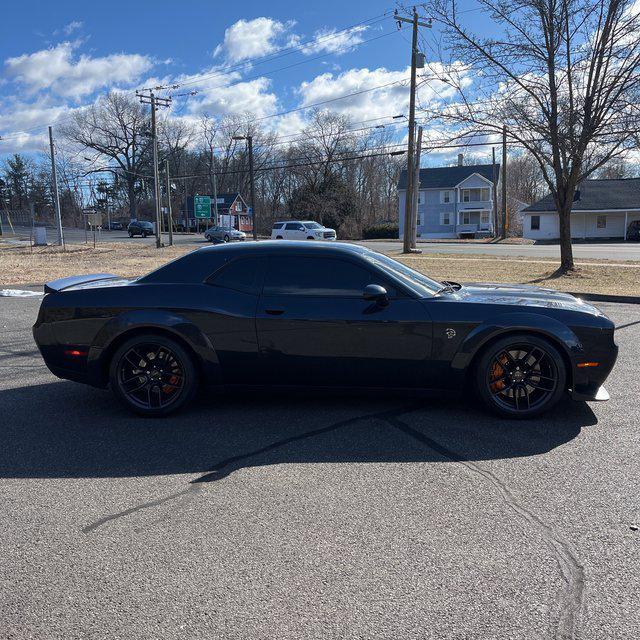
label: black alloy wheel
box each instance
[109,334,197,417]
[223,234,230,242]
[475,334,566,418]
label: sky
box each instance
[0,0,495,162]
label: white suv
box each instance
[271,220,337,241]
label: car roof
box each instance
[197,240,365,257]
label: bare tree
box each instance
[61,92,151,219]
[429,0,640,271]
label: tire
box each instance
[128,232,133,237]
[143,231,148,238]
[109,334,198,417]
[307,236,315,240]
[276,235,283,239]
[474,334,566,418]
[223,234,229,243]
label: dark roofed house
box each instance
[523,178,640,240]
[185,192,253,233]
[397,157,500,239]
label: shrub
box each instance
[362,224,399,239]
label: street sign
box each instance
[194,195,212,219]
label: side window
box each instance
[273,223,284,229]
[207,257,263,294]
[264,257,387,297]
[285,223,300,231]
[530,215,540,230]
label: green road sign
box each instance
[194,195,211,218]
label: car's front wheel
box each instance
[223,234,230,242]
[109,334,198,417]
[475,334,566,418]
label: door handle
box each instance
[265,308,285,315]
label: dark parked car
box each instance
[105,221,123,231]
[127,220,154,237]
[33,242,617,418]
[626,219,640,241]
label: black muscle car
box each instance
[33,241,618,418]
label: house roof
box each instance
[524,178,640,213]
[397,163,500,190]
[186,192,249,214]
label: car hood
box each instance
[452,282,604,315]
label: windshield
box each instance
[363,251,443,296]
[302,221,322,229]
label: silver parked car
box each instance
[204,225,246,243]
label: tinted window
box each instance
[264,256,381,297]
[285,223,303,230]
[272,223,284,229]
[208,257,262,294]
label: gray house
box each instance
[398,160,500,239]
[522,178,640,240]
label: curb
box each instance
[570,292,640,305]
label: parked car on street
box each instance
[626,220,640,241]
[127,220,154,238]
[204,225,246,243]
[271,220,337,241]
[33,241,617,419]
[105,221,123,231]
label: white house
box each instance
[523,178,640,240]
[398,159,500,239]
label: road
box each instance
[6,225,640,261]
[1,297,639,639]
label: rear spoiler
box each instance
[44,273,120,294]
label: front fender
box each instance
[450,311,583,371]
[87,309,220,386]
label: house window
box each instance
[597,215,607,229]
[461,188,490,202]
[418,191,426,205]
[480,211,490,224]
[236,202,242,212]
[462,212,471,225]
[441,212,451,225]
[530,215,540,230]
[440,190,451,203]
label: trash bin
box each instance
[34,227,47,246]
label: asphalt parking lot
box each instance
[1,297,639,639]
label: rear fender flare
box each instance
[87,309,220,385]
[451,312,583,371]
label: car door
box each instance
[284,222,305,240]
[255,254,434,389]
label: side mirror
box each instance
[363,284,388,304]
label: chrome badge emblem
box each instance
[445,328,456,339]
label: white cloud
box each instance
[186,74,279,120]
[213,17,294,63]
[297,65,468,125]
[302,26,368,56]
[4,42,153,98]
[62,21,83,36]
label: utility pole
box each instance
[232,134,257,240]
[164,159,174,246]
[410,125,423,250]
[213,171,219,226]
[395,8,431,253]
[492,147,499,237]
[48,126,65,249]
[137,90,171,248]
[502,125,508,238]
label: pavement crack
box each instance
[82,405,416,535]
[383,414,585,640]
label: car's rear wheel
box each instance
[128,232,133,237]
[223,234,229,242]
[109,334,198,417]
[276,235,283,239]
[475,334,566,418]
